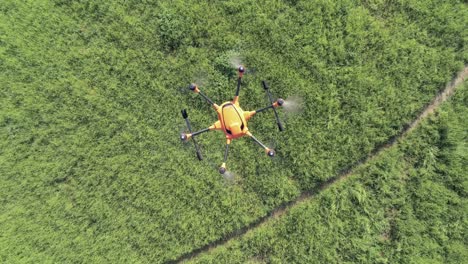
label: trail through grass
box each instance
[174,66,468,263]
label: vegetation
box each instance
[190,82,467,264]
[0,0,466,263]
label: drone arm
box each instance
[182,120,222,141]
[244,99,284,121]
[219,139,231,174]
[209,121,223,130]
[244,111,256,121]
[191,127,210,137]
[232,66,245,105]
[247,131,275,157]
[189,84,219,110]
[256,99,284,113]
[199,91,219,109]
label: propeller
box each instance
[199,144,239,184]
[178,69,210,94]
[282,95,304,114]
[225,52,257,75]
[228,53,243,70]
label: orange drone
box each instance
[180,66,284,174]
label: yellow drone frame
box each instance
[180,66,284,174]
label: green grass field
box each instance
[190,82,467,263]
[1,0,466,263]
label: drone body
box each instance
[181,66,284,174]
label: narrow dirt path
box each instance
[171,66,468,264]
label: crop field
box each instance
[190,83,467,263]
[0,0,466,263]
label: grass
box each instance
[189,82,467,264]
[0,0,466,262]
